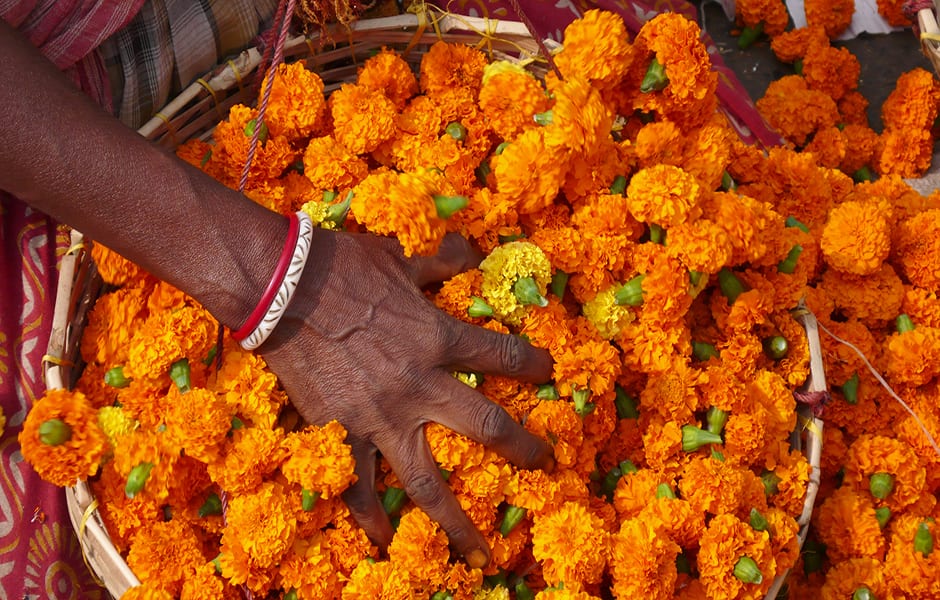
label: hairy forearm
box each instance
[0,21,286,330]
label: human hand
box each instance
[257,230,555,568]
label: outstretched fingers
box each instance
[342,436,395,550]
[443,317,553,384]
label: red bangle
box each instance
[231,213,300,341]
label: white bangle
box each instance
[239,211,314,350]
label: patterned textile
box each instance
[98,0,279,129]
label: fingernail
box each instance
[466,548,489,569]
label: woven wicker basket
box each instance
[916,0,940,76]
[43,12,824,599]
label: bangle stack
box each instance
[231,210,314,350]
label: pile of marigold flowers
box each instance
[19,8,940,600]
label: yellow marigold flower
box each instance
[419,41,487,99]
[127,519,205,597]
[492,126,568,215]
[343,559,415,599]
[80,284,150,368]
[474,585,510,600]
[91,241,152,287]
[535,588,600,599]
[626,164,702,228]
[769,25,828,63]
[18,388,107,486]
[281,420,356,499]
[697,513,775,600]
[820,199,891,275]
[356,48,419,109]
[555,9,632,98]
[735,0,789,37]
[261,61,328,141]
[303,135,370,191]
[814,486,887,562]
[207,426,287,495]
[609,517,681,599]
[804,0,855,39]
[803,41,860,101]
[220,481,297,589]
[479,241,552,327]
[329,82,398,155]
[531,501,609,587]
[278,534,343,600]
[843,434,927,513]
[883,514,940,597]
[388,508,451,595]
[819,263,905,325]
[755,75,840,147]
[582,285,636,340]
[479,64,551,141]
[819,557,890,600]
[98,405,137,449]
[895,209,940,289]
[884,325,940,387]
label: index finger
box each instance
[442,318,553,383]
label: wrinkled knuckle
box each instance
[495,334,525,377]
[403,471,445,509]
[434,316,466,356]
[472,402,512,447]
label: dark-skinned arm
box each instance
[0,20,555,568]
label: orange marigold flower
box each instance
[804,0,855,39]
[555,9,633,98]
[127,518,205,597]
[492,126,568,215]
[613,467,672,518]
[883,514,940,596]
[303,135,370,191]
[639,362,702,424]
[804,126,847,169]
[19,388,107,486]
[842,434,927,512]
[343,559,415,599]
[91,241,152,287]
[877,0,912,26]
[207,104,297,188]
[838,90,871,126]
[531,501,609,587]
[356,48,419,109]
[213,342,287,430]
[819,557,890,600]
[764,507,801,571]
[638,496,707,550]
[665,218,732,274]
[769,26,829,63]
[261,61,327,141]
[756,75,840,147]
[278,534,343,599]
[120,585,174,600]
[180,561,233,600]
[814,485,887,562]
[329,83,398,154]
[678,456,768,520]
[698,513,776,599]
[681,120,736,191]
[626,164,702,228]
[884,325,940,387]
[882,69,940,131]
[91,461,162,553]
[419,41,487,102]
[526,399,584,470]
[388,508,452,595]
[902,286,940,328]
[840,124,879,174]
[735,0,789,37]
[281,420,356,499]
[163,386,232,464]
[219,481,297,591]
[609,517,681,600]
[207,426,287,495]
[878,127,934,178]
[544,75,615,157]
[819,262,905,326]
[80,284,150,368]
[479,65,551,141]
[551,325,621,398]
[894,209,940,289]
[820,199,892,275]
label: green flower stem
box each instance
[467,296,494,318]
[841,372,860,405]
[721,171,736,191]
[514,580,535,600]
[794,58,804,75]
[433,194,468,219]
[682,425,723,452]
[874,506,891,528]
[914,521,934,557]
[325,191,353,225]
[733,556,763,584]
[169,358,191,394]
[649,223,666,245]
[551,271,569,300]
[640,57,669,92]
[615,385,640,419]
[533,110,553,126]
[785,216,810,233]
[600,465,623,500]
[38,418,72,446]
[706,407,728,435]
[620,460,638,475]
[762,470,782,496]
[125,462,154,499]
[198,492,223,517]
[777,244,803,274]
[692,341,720,362]
[513,277,548,307]
[573,388,595,417]
[499,505,527,537]
[656,483,676,499]
[243,118,268,144]
[869,472,895,500]
[536,384,559,400]
[382,486,408,516]
[104,366,132,388]
[896,314,915,333]
[614,274,645,307]
[737,21,765,50]
[718,267,746,304]
[749,508,769,532]
[610,174,628,196]
[853,587,876,600]
[853,166,874,182]
[302,488,320,512]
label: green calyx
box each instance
[896,314,915,334]
[38,418,72,446]
[749,508,769,532]
[533,110,553,126]
[620,459,639,475]
[104,366,132,388]
[614,275,646,307]
[169,358,191,394]
[445,121,468,141]
[777,244,803,274]
[382,486,408,516]
[737,21,765,50]
[430,592,454,600]
[573,387,595,417]
[733,555,763,584]
[610,175,628,196]
[692,341,720,362]
[869,472,895,500]
[852,587,876,600]
[125,462,155,499]
[284,589,299,600]
[721,171,736,191]
[794,58,804,75]
[325,191,353,225]
[648,223,666,245]
[513,276,548,308]
[689,270,704,287]
[499,505,527,537]
[640,57,669,93]
[785,216,810,233]
[874,506,891,528]
[656,483,676,499]
[718,268,746,304]
[706,406,728,435]
[243,118,269,144]
[853,166,874,183]
[763,336,789,360]
[681,425,723,452]
[302,488,320,512]
[761,470,782,496]
[494,141,511,155]
[433,194,468,219]
[467,296,494,318]
[615,385,640,419]
[551,270,569,300]
[914,521,934,557]
[198,492,223,517]
[536,384,559,400]
[514,580,535,600]
[842,372,860,405]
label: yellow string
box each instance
[41,354,74,368]
[798,414,822,437]
[226,59,245,89]
[78,498,107,588]
[403,0,430,56]
[921,32,940,42]
[196,77,224,120]
[153,112,178,147]
[66,241,87,255]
